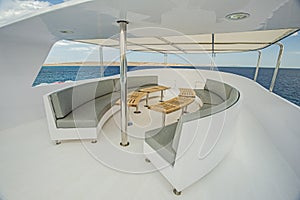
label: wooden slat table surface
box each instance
[139,85,171,106]
[179,88,196,98]
[115,91,146,107]
[139,85,170,93]
[127,92,147,107]
[149,96,194,114]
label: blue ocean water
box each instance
[33,66,300,106]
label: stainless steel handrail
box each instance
[210,33,216,71]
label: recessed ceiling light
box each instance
[225,12,250,20]
[60,30,74,34]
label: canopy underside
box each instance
[76,29,297,54]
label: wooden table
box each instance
[149,96,195,126]
[139,85,170,107]
[179,88,196,98]
[116,91,147,114]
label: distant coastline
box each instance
[44,61,193,67]
[43,62,299,68]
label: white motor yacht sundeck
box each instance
[0,0,300,199]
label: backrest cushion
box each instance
[50,79,114,119]
[172,82,239,152]
[50,87,73,119]
[194,89,224,105]
[171,119,184,152]
[95,79,115,98]
[226,88,240,108]
[113,76,158,91]
[204,79,232,100]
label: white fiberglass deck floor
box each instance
[0,97,299,200]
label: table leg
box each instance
[162,113,166,126]
[134,105,141,114]
[159,90,164,102]
[184,106,188,113]
[144,93,149,107]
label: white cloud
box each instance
[0,0,51,25]
[70,46,97,51]
[45,42,100,63]
[54,40,98,51]
[292,32,298,37]
[70,47,91,51]
[54,40,74,46]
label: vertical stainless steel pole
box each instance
[253,50,261,82]
[99,45,104,77]
[269,43,284,92]
[117,20,129,147]
[210,33,215,71]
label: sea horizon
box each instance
[33,65,300,107]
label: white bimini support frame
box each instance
[269,43,284,92]
[117,20,130,147]
[99,45,104,77]
[164,54,168,65]
[253,50,262,82]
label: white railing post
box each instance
[269,43,284,92]
[253,50,262,82]
[164,53,168,65]
[99,45,104,77]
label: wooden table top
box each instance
[139,85,170,93]
[115,91,147,107]
[128,92,147,106]
[179,88,196,98]
[149,96,194,114]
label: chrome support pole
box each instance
[269,43,284,92]
[99,46,104,77]
[210,33,215,71]
[253,50,261,82]
[160,90,164,102]
[117,20,129,147]
[144,93,149,107]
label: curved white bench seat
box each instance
[145,122,177,164]
[144,79,241,194]
[56,92,121,128]
[44,76,158,143]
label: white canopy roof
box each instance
[76,29,297,54]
